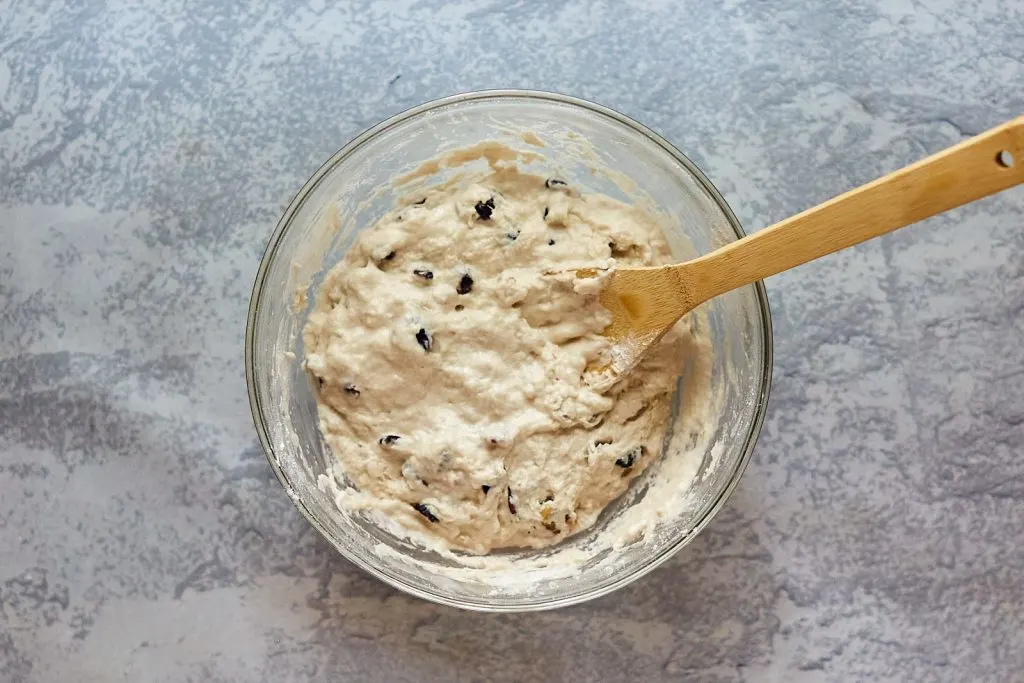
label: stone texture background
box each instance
[2,1,1023,681]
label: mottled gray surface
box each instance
[2,0,1023,681]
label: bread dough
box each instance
[303,166,693,554]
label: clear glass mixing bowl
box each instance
[245,90,772,611]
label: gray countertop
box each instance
[2,1,1023,681]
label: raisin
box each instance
[457,274,473,295]
[379,434,401,446]
[454,304,464,312]
[482,485,491,494]
[474,197,495,220]
[416,328,432,352]
[548,238,555,246]
[507,487,517,515]
[413,268,434,280]
[615,445,646,469]
[543,206,549,219]
[412,502,439,523]
[543,521,560,534]
[414,197,427,205]
[545,178,568,189]
[343,383,360,396]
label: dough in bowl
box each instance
[304,164,697,554]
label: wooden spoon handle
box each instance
[680,116,1024,305]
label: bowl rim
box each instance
[245,88,774,612]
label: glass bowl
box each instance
[245,90,772,611]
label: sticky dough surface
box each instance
[304,167,695,554]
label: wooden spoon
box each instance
[587,115,1024,383]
